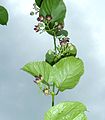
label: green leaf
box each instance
[57,30,68,36]
[39,0,66,23]
[22,61,52,82]
[44,101,87,120]
[50,57,84,91]
[0,5,8,25]
[35,0,43,7]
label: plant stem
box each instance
[55,89,59,95]
[53,34,57,53]
[52,83,55,106]
[51,33,57,107]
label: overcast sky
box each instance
[0,0,105,120]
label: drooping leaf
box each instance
[44,101,87,120]
[39,0,66,23]
[0,5,8,25]
[22,61,52,82]
[35,0,43,7]
[57,30,68,36]
[49,57,84,91]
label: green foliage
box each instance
[44,101,87,120]
[35,0,43,7]
[22,0,88,119]
[57,43,77,57]
[49,57,84,91]
[0,0,88,120]
[0,5,8,25]
[39,0,66,23]
[45,43,77,65]
[57,30,68,36]
[22,61,52,82]
[39,0,66,36]
[22,57,84,92]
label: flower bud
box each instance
[33,3,39,14]
[34,25,39,32]
[34,75,43,84]
[46,15,52,21]
[57,24,64,30]
[30,11,34,16]
[59,37,69,46]
[37,16,44,22]
[34,27,39,32]
[43,88,50,96]
[45,49,55,65]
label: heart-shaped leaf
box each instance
[49,57,84,91]
[44,101,87,120]
[39,0,66,23]
[0,6,8,25]
[22,61,52,82]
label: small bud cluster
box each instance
[45,35,77,65]
[34,75,43,84]
[34,13,64,34]
[34,15,53,33]
[43,88,50,96]
[46,15,52,21]
[30,3,40,16]
[34,22,45,33]
[37,15,52,22]
[37,16,44,22]
[57,23,64,30]
[31,3,65,35]
[59,37,69,46]
[33,75,51,96]
[57,39,77,58]
[34,25,40,32]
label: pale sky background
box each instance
[0,0,105,120]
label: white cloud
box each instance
[7,0,33,15]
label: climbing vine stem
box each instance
[21,0,88,119]
[52,86,55,106]
[53,33,57,53]
[51,33,57,106]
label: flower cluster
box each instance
[32,11,64,34]
[33,15,53,33]
[34,23,45,33]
